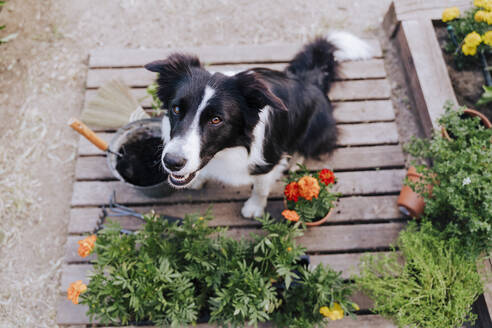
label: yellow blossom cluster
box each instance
[442,7,460,22]
[463,31,482,55]
[474,0,492,23]
[319,303,344,320]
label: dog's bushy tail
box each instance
[286,31,373,93]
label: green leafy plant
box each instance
[404,104,492,256]
[78,211,356,327]
[357,221,484,328]
[146,82,164,116]
[478,84,492,105]
[283,165,339,223]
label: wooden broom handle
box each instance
[68,118,109,152]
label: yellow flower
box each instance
[352,302,360,311]
[464,31,482,47]
[442,7,460,22]
[319,303,344,320]
[475,10,488,23]
[484,31,492,46]
[287,247,292,252]
[462,43,478,56]
[486,11,492,24]
[475,0,486,8]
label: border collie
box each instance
[145,32,372,219]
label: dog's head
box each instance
[145,54,286,188]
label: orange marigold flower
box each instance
[282,209,300,222]
[67,280,87,305]
[298,176,320,200]
[77,235,97,258]
[284,182,300,202]
[319,169,335,185]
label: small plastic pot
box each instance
[396,166,433,219]
[283,200,334,226]
[107,118,174,198]
[441,108,492,141]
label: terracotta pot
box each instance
[283,200,334,226]
[441,108,492,141]
[396,166,433,219]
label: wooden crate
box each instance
[58,38,407,327]
[384,1,492,326]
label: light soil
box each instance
[0,0,423,327]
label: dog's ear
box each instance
[235,71,287,112]
[144,54,202,107]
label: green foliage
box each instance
[477,84,492,106]
[444,6,491,69]
[357,221,483,328]
[146,82,164,116]
[404,103,492,256]
[285,165,339,222]
[81,212,355,327]
[274,264,357,328]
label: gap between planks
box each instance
[75,145,404,181]
[88,40,383,68]
[84,78,391,108]
[85,59,387,88]
[67,195,403,234]
[76,122,400,156]
[71,169,405,207]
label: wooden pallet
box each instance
[58,39,406,327]
[384,1,492,326]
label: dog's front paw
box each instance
[241,197,266,219]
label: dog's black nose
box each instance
[163,153,187,172]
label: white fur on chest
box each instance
[200,146,255,186]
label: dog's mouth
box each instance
[168,171,199,188]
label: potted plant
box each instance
[403,104,492,256]
[282,165,339,226]
[396,166,434,218]
[441,107,491,140]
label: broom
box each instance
[81,79,150,129]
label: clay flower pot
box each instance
[283,200,334,226]
[397,166,433,219]
[441,108,492,141]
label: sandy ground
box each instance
[0,0,424,327]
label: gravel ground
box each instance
[0,1,428,326]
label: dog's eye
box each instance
[172,105,180,115]
[210,116,222,125]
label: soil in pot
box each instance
[115,136,167,187]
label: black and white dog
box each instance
[145,32,372,219]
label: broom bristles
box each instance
[81,79,150,129]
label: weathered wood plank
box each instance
[329,79,391,101]
[86,59,386,88]
[84,78,391,109]
[395,19,457,137]
[384,0,472,36]
[68,195,402,234]
[57,300,389,326]
[333,100,395,123]
[75,145,403,180]
[71,169,405,206]
[338,122,398,146]
[65,222,404,263]
[88,40,382,68]
[77,122,399,156]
